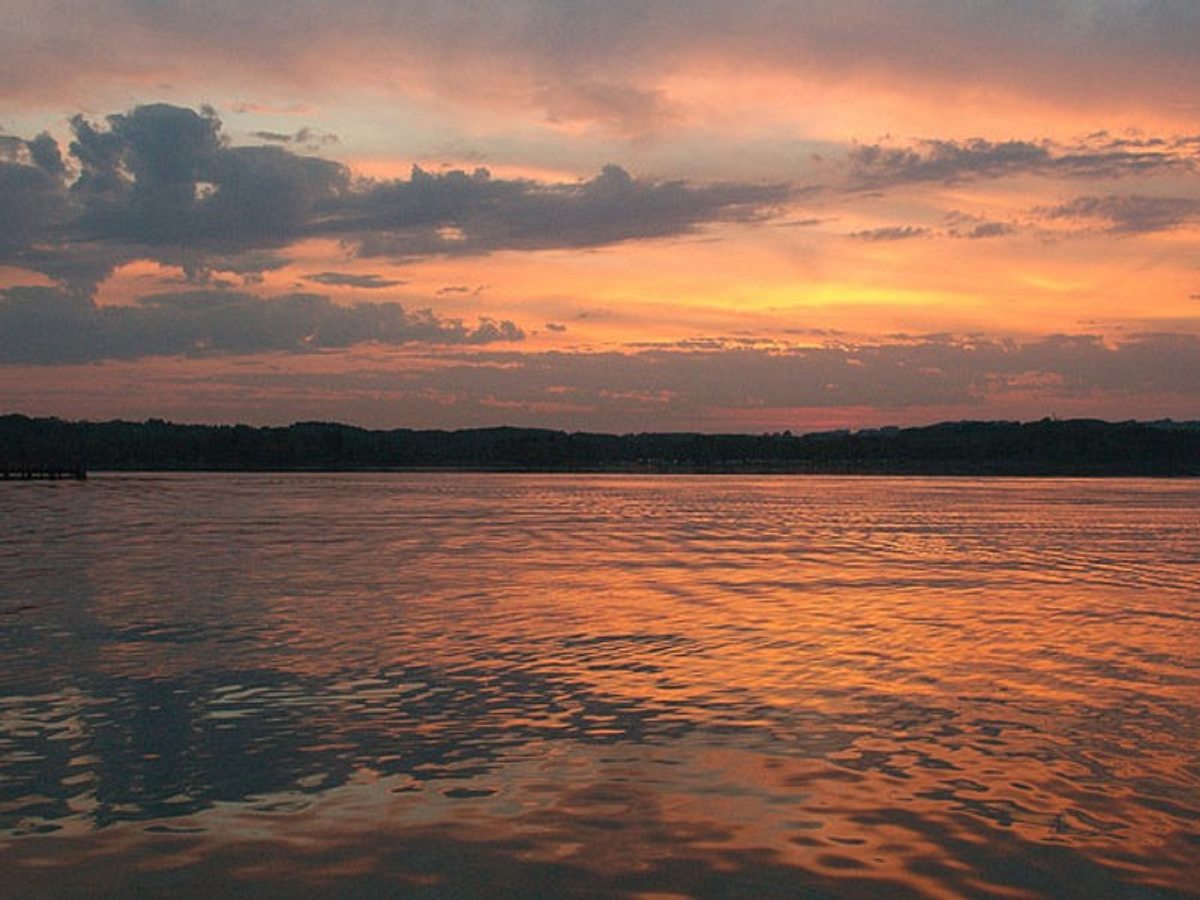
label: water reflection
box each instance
[1,475,1197,897]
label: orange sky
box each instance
[1,1,1197,430]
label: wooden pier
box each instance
[1,466,87,480]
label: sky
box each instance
[1,0,1198,432]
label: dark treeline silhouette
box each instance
[1,414,1198,475]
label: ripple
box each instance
[1,473,1197,896]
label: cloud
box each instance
[0,103,791,287]
[8,327,1197,429]
[0,160,64,252]
[0,286,523,363]
[844,213,1021,243]
[847,137,1196,188]
[0,129,69,250]
[65,104,349,249]
[536,80,682,137]
[26,132,68,180]
[960,221,1015,239]
[1039,194,1200,233]
[3,101,1192,299]
[174,332,1200,431]
[469,333,1200,413]
[848,225,929,242]
[4,2,1200,130]
[849,140,1051,187]
[943,212,1018,239]
[1,130,67,179]
[253,127,339,148]
[304,272,407,289]
[348,163,790,257]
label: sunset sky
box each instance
[2,0,1198,431]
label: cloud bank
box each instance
[130,332,1200,431]
[1039,194,1200,234]
[0,103,790,289]
[4,1,1199,128]
[445,334,1200,412]
[0,286,523,363]
[848,137,1197,188]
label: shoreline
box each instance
[51,465,1200,478]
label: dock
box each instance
[1,466,87,480]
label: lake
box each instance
[1,474,1197,898]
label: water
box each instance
[1,474,1197,898]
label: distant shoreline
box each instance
[3,413,1199,478]
[72,464,1200,477]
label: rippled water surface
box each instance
[1,474,1197,898]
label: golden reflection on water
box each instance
[1,474,1197,898]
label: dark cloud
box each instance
[304,272,407,289]
[1039,194,1200,233]
[0,286,523,364]
[187,332,1200,431]
[0,160,64,252]
[64,104,349,249]
[0,135,24,159]
[0,103,790,287]
[849,140,1050,187]
[848,137,1196,188]
[2,101,1190,299]
[253,127,339,148]
[349,163,790,258]
[169,250,292,285]
[943,213,1018,239]
[0,131,67,181]
[545,323,567,332]
[26,132,67,180]
[960,221,1015,239]
[849,225,928,242]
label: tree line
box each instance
[1,414,1198,475]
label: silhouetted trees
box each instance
[1,414,1197,475]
